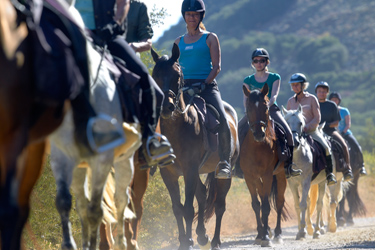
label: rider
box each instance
[125,0,153,53]
[174,0,231,179]
[315,81,353,181]
[287,73,337,185]
[74,0,174,167]
[237,48,302,179]
[329,92,367,176]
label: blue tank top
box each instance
[178,33,212,79]
[75,0,96,30]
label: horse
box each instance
[239,84,288,247]
[0,0,67,249]
[98,152,150,250]
[49,3,141,250]
[281,106,329,240]
[336,141,366,227]
[151,44,239,250]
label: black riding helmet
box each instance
[251,48,269,60]
[314,81,330,93]
[328,92,342,104]
[181,0,206,22]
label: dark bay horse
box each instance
[151,44,239,250]
[0,0,66,249]
[239,84,288,247]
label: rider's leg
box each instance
[106,37,173,167]
[309,130,337,186]
[270,105,302,178]
[331,131,353,181]
[233,116,249,178]
[200,81,232,179]
[344,133,367,176]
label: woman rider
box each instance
[287,73,337,185]
[236,48,302,179]
[315,82,353,181]
[329,92,367,176]
[74,0,174,167]
[174,0,231,179]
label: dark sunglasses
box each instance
[252,59,266,64]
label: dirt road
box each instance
[218,217,375,249]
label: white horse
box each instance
[49,2,141,250]
[282,106,345,240]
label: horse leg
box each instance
[274,173,286,244]
[211,178,231,250]
[245,180,262,245]
[297,179,311,240]
[260,192,272,247]
[289,181,302,239]
[182,171,198,250]
[328,181,341,233]
[113,155,135,250]
[50,144,77,250]
[71,167,90,249]
[0,129,28,250]
[337,194,346,227]
[194,176,209,248]
[160,167,189,250]
[127,164,150,250]
[86,158,112,250]
[313,182,326,239]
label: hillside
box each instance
[154,0,375,150]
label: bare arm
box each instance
[305,97,321,132]
[129,38,152,52]
[114,0,129,24]
[269,79,280,107]
[343,114,351,134]
[205,33,221,84]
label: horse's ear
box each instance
[171,43,180,62]
[281,105,288,116]
[151,47,160,63]
[243,85,250,97]
[261,83,269,97]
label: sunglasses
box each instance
[253,59,266,64]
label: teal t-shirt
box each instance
[75,0,96,30]
[243,72,280,105]
[339,107,352,135]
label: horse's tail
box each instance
[270,175,289,221]
[194,172,217,222]
[343,176,366,217]
[309,184,319,214]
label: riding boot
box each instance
[343,167,354,181]
[71,91,125,157]
[325,155,337,186]
[359,164,367,176]
[233,116,249,178]
[139,87,174,169]
[215,123,232,179]
[284,145,302,179]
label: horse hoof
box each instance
[337,217,346,227]
[329,225,337,233]
[273,235,283,244]
[261,240,273,247]
[198,238,211,250]
[254,238,262,245]
[346,219,354,226]
[296,232,306,241]
[313,231,320,239]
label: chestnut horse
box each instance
[239,84,288,247]
[151,44,239,250]
[0,0,66,249]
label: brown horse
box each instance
[0,1,66,249]
[240,84,288,247]
[150,44,239,250]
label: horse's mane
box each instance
[284,109,306,127]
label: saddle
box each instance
[24,0,88,105]
[304,134,327,174]
[190,95,220,152]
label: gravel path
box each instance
[217,217,375,249]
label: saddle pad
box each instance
[305,135,326,174]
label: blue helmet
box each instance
[289,73,307,84]
[252,48,269,60]
[314,81,330,93]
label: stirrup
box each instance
[86,113,125,153]
[144,133,174,167]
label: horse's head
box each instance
[151,43,182,119]
[243,83,270,142]
[282,105,305,148]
